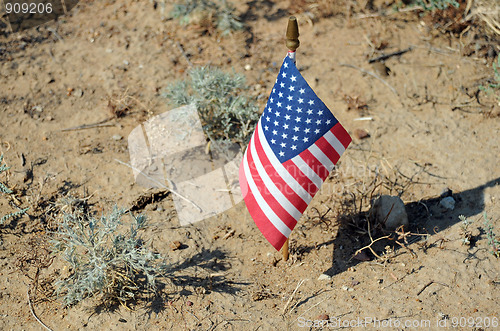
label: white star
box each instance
[308,100,315,105]
[264,125,269,131]
[271,139,276,144]
[282,72,287,78]
[298,98,304,104]
[291,75,297,82]
[284,62,289,68]
[281,133,288,139]
[291,145,297,150]
[307,109,313,115]
[286,105,292,111]
[303,137,309,142]
[275,111,280,117]
[318,110,323,115]
[265,116,270,121]
[314,129,320,134]
[326,119,331,125]
[293,126,300,132]
[272,88,276,94]
[287,95,293,101]
[299,88,305,94]
[270,98,274,103]
[285,114,291,120]
[305,118,312,124]
[295,117,301,122]
[274,120,278,126]
[272,130,277,135]
[296,107,302,113]
[277,102,282,108]
[278,92,283,98]
[304,128,311,133]
[316,119,322,125]
[289,86,295,92]
[279,151,285,157]
[280,142,286,148]
[292,135,298,141]
[280,82,285,88]
[284,124,289,129]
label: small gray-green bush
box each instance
[171,0,243,35]
[483,213,499,258]
[52,204,166,306]
[0,154,28,224]
[480,56,500,104]
[164,66,259,153]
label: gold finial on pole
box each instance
[286,16,300,52]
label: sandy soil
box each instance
[1,0,499,330]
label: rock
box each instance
[318,274,331,281]
[317,314,329,320]
[440,196,455,210]
[244,64,252,71]
[354,128,370,140]
[370,195,409,230]
[170,241,182,251]
[440,187,452,198]
[112,134,123,141]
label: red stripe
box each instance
[239,159,287,250]
[246,142,297,231]
[316,136,341,165]
[300,149,329,181]
[253,126,309,212]
[282,159,319,196]
[331,122,352,149]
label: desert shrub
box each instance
[171,0,243,35]
[480,55,500,104]
[163,66,259,153]
[483,213,499,258]
[52,204,166,306]
[0,154,28,224]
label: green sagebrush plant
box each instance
[164,66,259,153]
[483,213,499,258]
[0,154,28,224]
[52,204,166,306]
[480,56,500,104]
[171,0,243,35]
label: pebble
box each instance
[112,134,123,141]
[170,241,182,251]
[341,285,354,292]
[244,64,252,71]
[317,314,329,320]
[74,89,83,98]
[186,301,193,307]
[318,274,332,281]
[354,128,370,140]
[440,196,455,210]
[370,195,409,230]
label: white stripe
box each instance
[324,130,346,156]
[249,132,302,221]
[309,144,335,172]
[257,121,312,203]
[291,155,323,189]
[242,151,292,238]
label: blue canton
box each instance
[261,56,338,163]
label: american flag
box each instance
[239,55,352,250]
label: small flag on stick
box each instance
[239,17,352,252]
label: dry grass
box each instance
[466,0,500,35]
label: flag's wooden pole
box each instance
[282,16,299,262]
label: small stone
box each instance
[170,241,182,251]
[440,196,455,210]
[186,301,193,307]
[371,62,390,77]
[123,60,129,66]
[112,134,123,141]
[244,64,252,71]
[370,195,409,230]
[353,250,370,261]
[440,187,452,198]
[317,314,329,320]
[354,128,370,140]
[341,285,354,291]
[318,274,331,281]
[74,89,83,98]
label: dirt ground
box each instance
[1,0,499,330]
